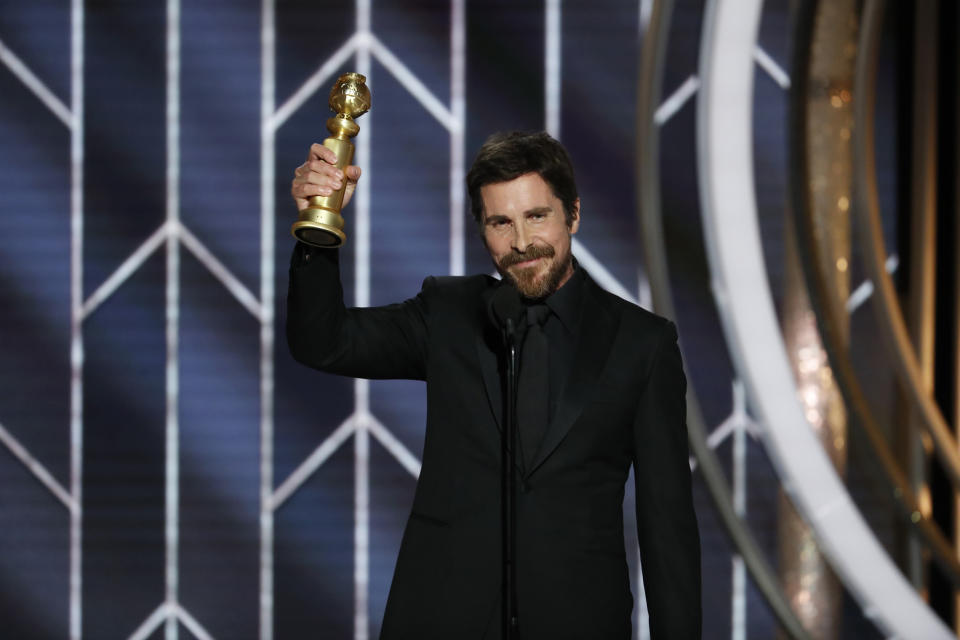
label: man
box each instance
[288,131,701,638]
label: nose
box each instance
[511,221,531,252]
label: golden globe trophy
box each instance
[291,72,371,248]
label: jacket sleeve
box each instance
[286,244,429,380]
[632,320,702,639]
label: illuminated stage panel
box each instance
[275,443,354,638]
[180,0,262,296]
[0,1,71,104]
[367,60,451,307]
[83,253,166,638]
[367,437,419,640]
[178,252,261,638]
[0,67,72,489]
[83,1,167,301]
[0,449,70,639]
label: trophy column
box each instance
[291,72,371,248]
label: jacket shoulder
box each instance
[420,273,497,304]
[423,273,495,291]
[589,278,674,338]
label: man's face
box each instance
[480,172,580,299]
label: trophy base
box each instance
[292,209,347,248]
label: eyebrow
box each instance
[524,206,552,216]
[484,206,553,223]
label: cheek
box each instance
[484,235,509,258]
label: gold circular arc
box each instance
[852,0,960,490]
[789,0,960,586]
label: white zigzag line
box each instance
[80,220,265,322]
[544,0,562,138]
[127,602,170,640]
[259,0,277,637]
[572,238,638,304]
[0,36,73,128]
[654,75,699,126]
[125,602,216,640]
[270,32,363,132]
[270,414,357,511]
[654,50,788,129]
[689,380,760,472]
[164,2,182,634]
[173,602,216,640]
[754,45,790,89]
[0,420,76,512]
[69,2,85,637]
[368,413,422,478]
[178,223,264,321]
[368,33,458,132]
[269,30,459,135]
[847,253,899,313]
[81,222,170,320]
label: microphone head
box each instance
[489,283,523,331]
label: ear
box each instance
[568,199,581,235]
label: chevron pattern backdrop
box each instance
[0,1,894,639]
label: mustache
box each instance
[497,244,555,268]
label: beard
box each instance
[496,243,571,300]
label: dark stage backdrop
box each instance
[0,1,893,639]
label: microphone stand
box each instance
[501,317,519,640]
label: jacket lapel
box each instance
[526,277,619,476]
[475,284,529,475]
[475,327,503,431]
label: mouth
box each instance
[511,257,543,269]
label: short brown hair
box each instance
[466,131,579,227]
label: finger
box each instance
[300,162,344,191]
[308,143,338,165]
[292,181,337,199]
[305,159,344,180]
[300,172,344,193]
[345,165,362,182]
[293,195,309,212]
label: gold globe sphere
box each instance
[329,72,371,119]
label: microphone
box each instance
[488,282,524,640]
[489,284,526,342]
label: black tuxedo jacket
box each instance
[287,247,701,639]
